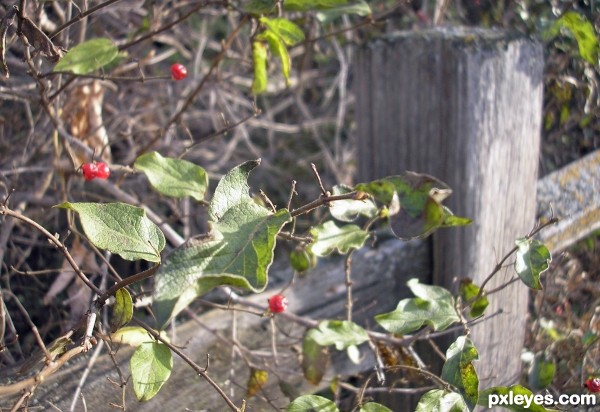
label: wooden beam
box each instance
[537,149,600,252]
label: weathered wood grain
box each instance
[355,27,544,394]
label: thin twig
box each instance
[138,15,250,156]
[0,206,101,295]
[51,0,124,38]
[472,217,559,304]
[132,318,242,412]
[344,250,354,322]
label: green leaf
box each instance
[416,390,469,412]
[375,279,459,335]
[153,160,291,327]
[477,385,559,411]
[356,172,470,240]
[459,279,489,318]
[309,320,369,351]
[131,342,173,401]
[302,330,329,385]
[441,336,479,410]
[56,202,165,262]
[528,352,555,391]
[309,221,369,256]
[53,38,118,74]
[208,159,258,221]
[359,402,393,412]
[316,0,372,22]
[290,248,315,273]
[552,11,599,64]
[329,185,377,222]
[286,395,339,412]
[259,17,305,46]
[407,278,454,301]
[109,288,133,333]
[111,326,169,347]
[246,368,269,398]
[252,41,268,94]
[514,238,551,290]
[134,151,208,201]
[259,29,291,85]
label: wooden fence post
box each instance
[355,28,543,390]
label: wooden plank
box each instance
[355,27,544,397]
[0,240,430,411]
[537,149,600,252]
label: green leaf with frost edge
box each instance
[153,160,291,327]
[309,221,369,256]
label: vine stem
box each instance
[0,205,101,295]
[290,191,367,218]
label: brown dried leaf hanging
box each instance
[61,81,111,165]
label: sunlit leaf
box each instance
[514,238,551,290]
[134,151,208,200]
[259,29,291,84]
[309,320,369,351]
[56,202,165,262]
[153,160,291,327]
[111,326,169,347]
[131,342,173,401]
[54,38,118,74]
[259,17,305,46]
[329,185,377,222]
[441,336,479,410]
[309,221,369,256]
[252,41,268,94]
[546,11,599,64]
[286,395,339,411]
[375,278,459,335]
[416,390,468,412]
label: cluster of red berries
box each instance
[81,162,110,181]
[170,63,188,81]
[585,377,600,393]
[268,294,288,314]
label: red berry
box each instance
[82,163,98,181]
[170,63,188,81]
[95,162,110,179]
[585,378,600,393]
[268,294,288,314]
